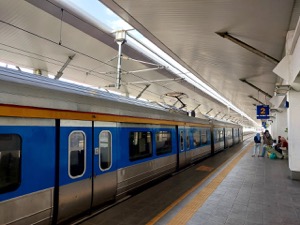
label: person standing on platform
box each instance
[253,133,261,157]
[260,130,273,157]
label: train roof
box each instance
[0,67,241,128]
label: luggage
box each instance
[269,153,277,159]
[265,147,283,159]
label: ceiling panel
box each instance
[98,0,299,124]
[1,0,299,126]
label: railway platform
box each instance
[77,137,300,225]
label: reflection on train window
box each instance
[186,131,190,149]
[129,132,152,161]
[193,130,200,147]
[180,131,184,151]
[99,131,112,170]
[156,131,172,155]
[219,130,224,141]
[201,130,207,145]
[214,129,217,141]
[234,129,238,137]
[69,131,86,178]
[0,134,21,194]
[226,130,232,138]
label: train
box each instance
[0,67,243,225]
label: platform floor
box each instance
[78,139,300,225]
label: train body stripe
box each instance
[0,104,210,127]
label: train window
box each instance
[186,131,190,149]
[214,129,218,142]
[0,134,21,194]
[69,131,86,178]
[193,130,200,147]
[219,130,224,141]
[227,130,232,138]
[201,130,207,145]
[156,131,172,155]
[234,129,238,137]
[99,131,112,171]
[129,132,152,161]
[180,131,184,151]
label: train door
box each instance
[219,128,225,150]
[185,127,193,163]
[225,128,233,147]
[57,120,93,224]
[239,128,243,142]
[92,122,117,207]
[211,127,215,154]
[178,127,186,168]
[233,128,239,144]
[224,128,227,148]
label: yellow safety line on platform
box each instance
[146,143,252,225]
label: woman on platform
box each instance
[260,130,273,157]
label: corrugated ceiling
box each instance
[0,0,299,126]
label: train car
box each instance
[0,67,242,225]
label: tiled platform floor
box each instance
[79,139,300,225]
[186,149,300,225]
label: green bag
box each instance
[270,152,277,159]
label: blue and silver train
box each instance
[0,67,242,224]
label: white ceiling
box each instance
[0,0,299,126]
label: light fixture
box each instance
[115,30,127,44]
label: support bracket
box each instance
[240,79,272,98]
[216,32,279,64]
[55,55,75,80]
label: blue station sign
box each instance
[256,105,269,119]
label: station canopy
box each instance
[1,0,300,127]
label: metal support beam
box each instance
[122,67,164,75]
[55,55,75,79]
[214,112,221,118]
[175,97,186,109]
[221,114,227,119]
[249,95,265,105]
[216,32,279,64]
[193,104,201,111]
[226,116,232,121]
[206,108,213,115]
[240,79,272,98]
[116,42,123,89]
[136,84,150,99]
[128,78,183,85]
[122,56,163,67]
[115,30,127,89]
[172,100,179,107]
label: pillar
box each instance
[287,91,300,179]
[271,110,287,141]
